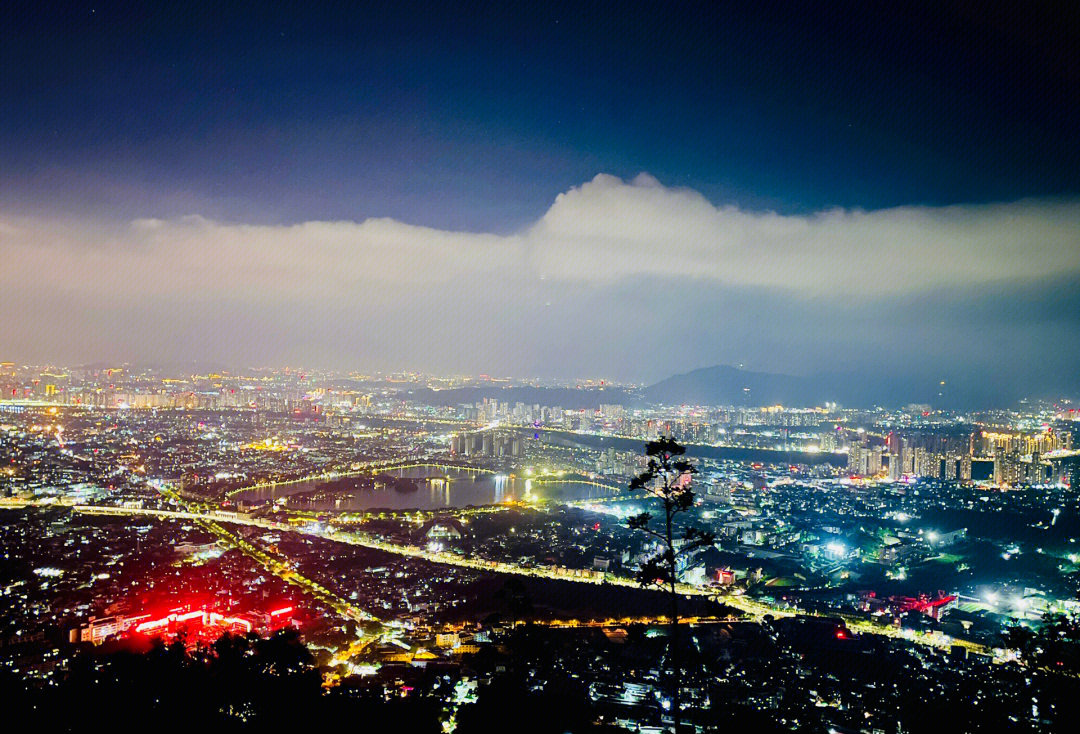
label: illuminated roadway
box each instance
[16,458,987,654]
[66,501,988,655]
[68,499,386,667]
[223,460,499,498]
[192,516,377,625]
[140,485,380,627]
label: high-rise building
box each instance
[1027,452,1045,484]
[848,442,883,477]
[820,430,838,452]
[958,454,973,482]
[994,450,1024,486]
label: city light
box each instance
[1,5,1078,725]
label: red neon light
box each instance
[270,606,293,616]
[135,617,170,633]
[132,607,254,636]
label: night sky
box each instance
[3,2,1079,393]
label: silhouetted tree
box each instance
[1005,609,1080,673]
[455,672,594,734]
[31,630,424,731]
[626,437,715,731]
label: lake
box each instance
[229,466,623,511]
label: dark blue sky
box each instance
[4,1,1079,229]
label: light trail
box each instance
[151,485,378,625]
[194,517,376,624]
[66,502,988,655]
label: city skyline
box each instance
[5,5,1080,729]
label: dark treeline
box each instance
[6,632,441,733]
[12,622,1080,732]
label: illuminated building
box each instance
[704,479,732,504]
[421,519,464,540]
[819,429,838,452]
[958,453,973,481]
[70,604,294,645]
[1027,451,1046,484]
[70,614,151,644]
[994,450,1024,486]
[914,447,941,478]
[847,442,883,476]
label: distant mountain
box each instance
[382,366,1073,411]
[645,365,821,407]
[644,365,1070,409]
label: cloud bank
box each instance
[2,173,1079,388]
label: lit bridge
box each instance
[223,459,499,498]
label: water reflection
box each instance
[231,466,619,511]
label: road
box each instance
[65,500,989,655]
[192,516,377,625]
[223,460,500,498]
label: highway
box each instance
[65,500,989,655]
[192,516,377,625]
[129,486,381,630]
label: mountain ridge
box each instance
[644,364,1068,409]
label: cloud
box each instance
[4,173,1078,299]
[0,213,517,299]
[1,173,1079,382]
[526,174,1080,292]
